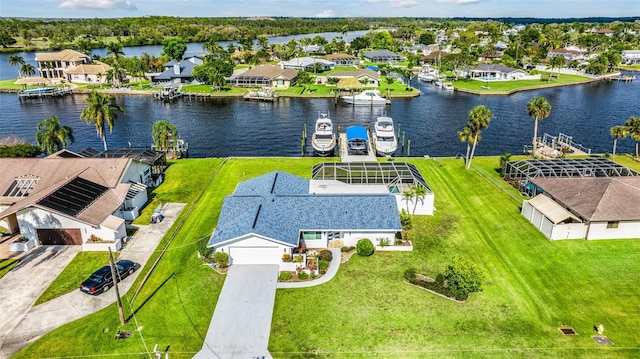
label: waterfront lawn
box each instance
[181,84,246,95]
[34,252,110,305]
[0,259,19,280]
[614,154,640,172]
[453,73,593,93]
[13,157,640,358]
[0,79,26,90]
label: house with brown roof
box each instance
[230,65,298,89]
[0,155,153,252]
[326,69,380,87]
[321,53,359,66]
[521,177,640,240]
[64,62,112,84]
[35,49,91,80]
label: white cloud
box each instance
[361,0,384,3]
[59,0,137,11]
[315,9,335,18]
[389,0,419,7]
[436,0,482,4]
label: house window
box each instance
[606,221,619,229]
[3,177,39,197]
[300,231,321,240]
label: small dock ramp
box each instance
[339,126,377,162]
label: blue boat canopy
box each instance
[346,126,369,141]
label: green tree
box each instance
[80,91,124,151]
[402,189,413,213]
[610,125,628,160]
[35,115,75,155]
[443,257,485,300]
[0,32,17,48]
[625,116,640,159]
[418,31,436,45]
[411,184,427,215]
[457,124,475,166]
[296,71,312,93]
[151,119,179,152]
[465,105,492,169]
[162,37,187,61]
[9,54,25,77]
[0,143,42,158]
[526,97,552,156]
[548,55,566,81]
[20,63,35,77]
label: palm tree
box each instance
[151,119,179,152]
[20,63,35,77]
[457,125,474,166]
[526,96,552,156]
[625,116,640,159]
[402,189,414,213]
[80,91,124,151]
[411,184,427,215]
[610,125,628,160]
[9,54,25,77]
[35,115,75,155]
[465,105,492,170]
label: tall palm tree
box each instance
[9,54,25,77]
[465,105,492,170]
[625,116,640,159]
[402,189,413,213]
[411,184,427,215]
[610,125,628,160]
[20,63,35,77]
[151,119,179,152]
[457,124,474,166]
[526,96,552,156]
[35,115,75,155]
[80,91,124,151]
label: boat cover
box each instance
[346,126,369,141]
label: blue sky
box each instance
[1,0,638,18]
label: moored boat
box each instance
[373,116,398,156]
[417,64,438,82]
[311,112,336,156]
[341,89,388,106]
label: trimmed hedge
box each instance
[405,271,468,301]
[279,271,292,281]
[356,238,374,257]
[213,251,229,268]
[318,249,333,262]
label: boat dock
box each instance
[609,75,636,82]
[525,132,591,158]
[338,132,377,162]
[18,86,72,100]
[154,86,182,101]
[244,89,278,102]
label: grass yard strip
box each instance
[13,157,640,359]
[453,73,595,94]
[34,252,110,305]
[0,258,19,280]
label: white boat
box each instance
[311,113,336,156]
[341,89,387,106]
[442,82,455,91]
[417,64,438,82]
[373,116,398,156]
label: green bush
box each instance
[292,255,304,263]
[282,253,292,262]
[318,249,333,262]
[213,251,229,268]
[404,267,416,281]
[297,271,309,280]
[356,238,374,257]
[319,259,329,270]
[279,271,292,281]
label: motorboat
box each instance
[417,64,438,82]
[442,82,455,91]
[311,112,336,156]
[373,116,398,156]
[341,89,387,106]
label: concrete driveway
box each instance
[0,203,185,359]
[0,245,80,359]
[194,265,279,359]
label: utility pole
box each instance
[109,247,126,325]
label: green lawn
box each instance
[0,258,19,280]
[453,73,594,93]
[12,157,640,358]
[0,79,27,90]
[34,252,110,305]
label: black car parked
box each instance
[79,259,137,295]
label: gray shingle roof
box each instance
[209,171,401,247]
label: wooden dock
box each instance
[18,86,72,100]
[338,133,377,162]
[244,89,278,102]
[609,75,636,82]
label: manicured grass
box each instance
[614,154,640,172]
[180,84,246,95]
[453,73,594,93]
[13,157,640,358]
[34,252,110,305]
[0,79,25,90]
[0,259,19,280]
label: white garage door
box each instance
[229,246,283,265]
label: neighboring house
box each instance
[467,64,537,80]
[327,69,380,87]
[76,147,167,187]
[596,28,615,36]
[302,45,324,53]
[477,51,503,63]
[321,53,359,66]
[622,50,640,64]
[35,49,91,80]
[151,56,204,85]
[547,48,585,62]
[230,65,298,89]
[404,44,428,55]
[64,62,112,84]
[0,156,152,252]
[279,57,334,71]
[521,177,640,240]
[423,50,450,63]
[208,163,432,266]
[363,49,404,63]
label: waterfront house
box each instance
[35,49,90,80]
[0,155,152,252]
[230,65,298,89]
[547,48,585,62]
[327,69,380,87]
[363,49,404,63]
[622,50,640,64]
[467,64,534,80]
[64,62,112,84]
[423,50,450,63]
[279,57,334,71]
[321,53,359,66]
[151,55,204,85]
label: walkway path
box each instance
[0,203,185,359]
[277,248,341,289]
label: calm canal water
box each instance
[0,75,638,158]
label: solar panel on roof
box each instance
[37,177,108,217]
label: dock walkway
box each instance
[338,133,377,162]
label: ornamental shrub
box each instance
[297,271,309,280]
[213,251,229,268]
[318,259,329,271]
[356,238,374,257]
[279,271,292,281]
[404,267,416,281]
[292,255,304,263]
[318,249,333,262]
[282,253,292,262]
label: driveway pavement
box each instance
[0,245,79,359]
[194,265,279,359]
[0,203,185,359]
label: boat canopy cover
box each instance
[346,126,369,141]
